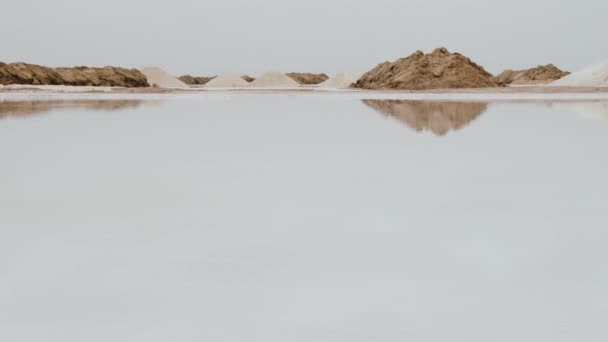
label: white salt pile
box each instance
[551,59,608,87]
[249,72,300,88]
[204,74,249,88]
[140,67,187,88]
[319,73,363,89]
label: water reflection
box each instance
[362,100,488,136]
[551,101,608,123]
[0,100,146,119]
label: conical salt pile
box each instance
[249,72,300,88]
[204,74,249,88]
[319,73,363,88]
[140,67,187,88]
[551,59,608,87]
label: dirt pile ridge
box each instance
[286,73,329,85]
[204,74,249,88]
[179,75,216,85]
[362,100,488,136]
[250,72,300,88]
[551,59,608,87]
[354,48,497,90]
[241,75,256,82]
[0,62,148,87]
[494,64,569,86]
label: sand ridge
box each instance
[0,62,149,87]
[494,65,569,86]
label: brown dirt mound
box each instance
[0,62,149,87]
[241,75,256,82]
[178,75,216,85]
[353,48,497,90]
[493,64,570,86]
[362,99,488,136]
[286,73,329,85]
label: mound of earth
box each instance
[179,75,216,85]
[0,62,149,87]
[353,48,497,90]
[286,73,329,85]
[241,75,256,82]
[362,99,488,136]
[494,64,569,86]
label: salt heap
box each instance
[249,72,300,88]
[319,73,363,88]
[140,67,187,88]
[204,74,249,88]
[551,59,608,87]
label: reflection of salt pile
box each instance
[319,73,362,88]
[140,67,187,88]
[551,60,608,87]
[204,74,249,88]
[554,101,608,123]
[249,72,300,88]
[362,100,488,136]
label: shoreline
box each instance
[2,85,608,102]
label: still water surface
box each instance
[1,95,607,341]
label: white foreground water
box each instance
[1,94,608,342]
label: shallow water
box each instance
[1,95,608,342]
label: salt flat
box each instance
[1,95,608,342]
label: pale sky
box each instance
[3,0,608,76]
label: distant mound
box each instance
[551,59,608,87]
[241,75,256,82]
[179,75,216,85]
[362,99,488,136]
[319,73,363,88]
[494,64,569,86]
[353,48,497,90]
[140,67,187,88]
[204,74,249,88]
[250,72,300,88]
[0,62,149,87]
[286,73,329,85]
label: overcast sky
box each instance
[3,0,608,76]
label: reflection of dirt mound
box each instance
[354,48,496,90]
[0,62,149,87]
[178,75,216,85]
[362,100,488,136]
[0,100,145,119]
[494,64,569,86]
[286,73,329,85]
